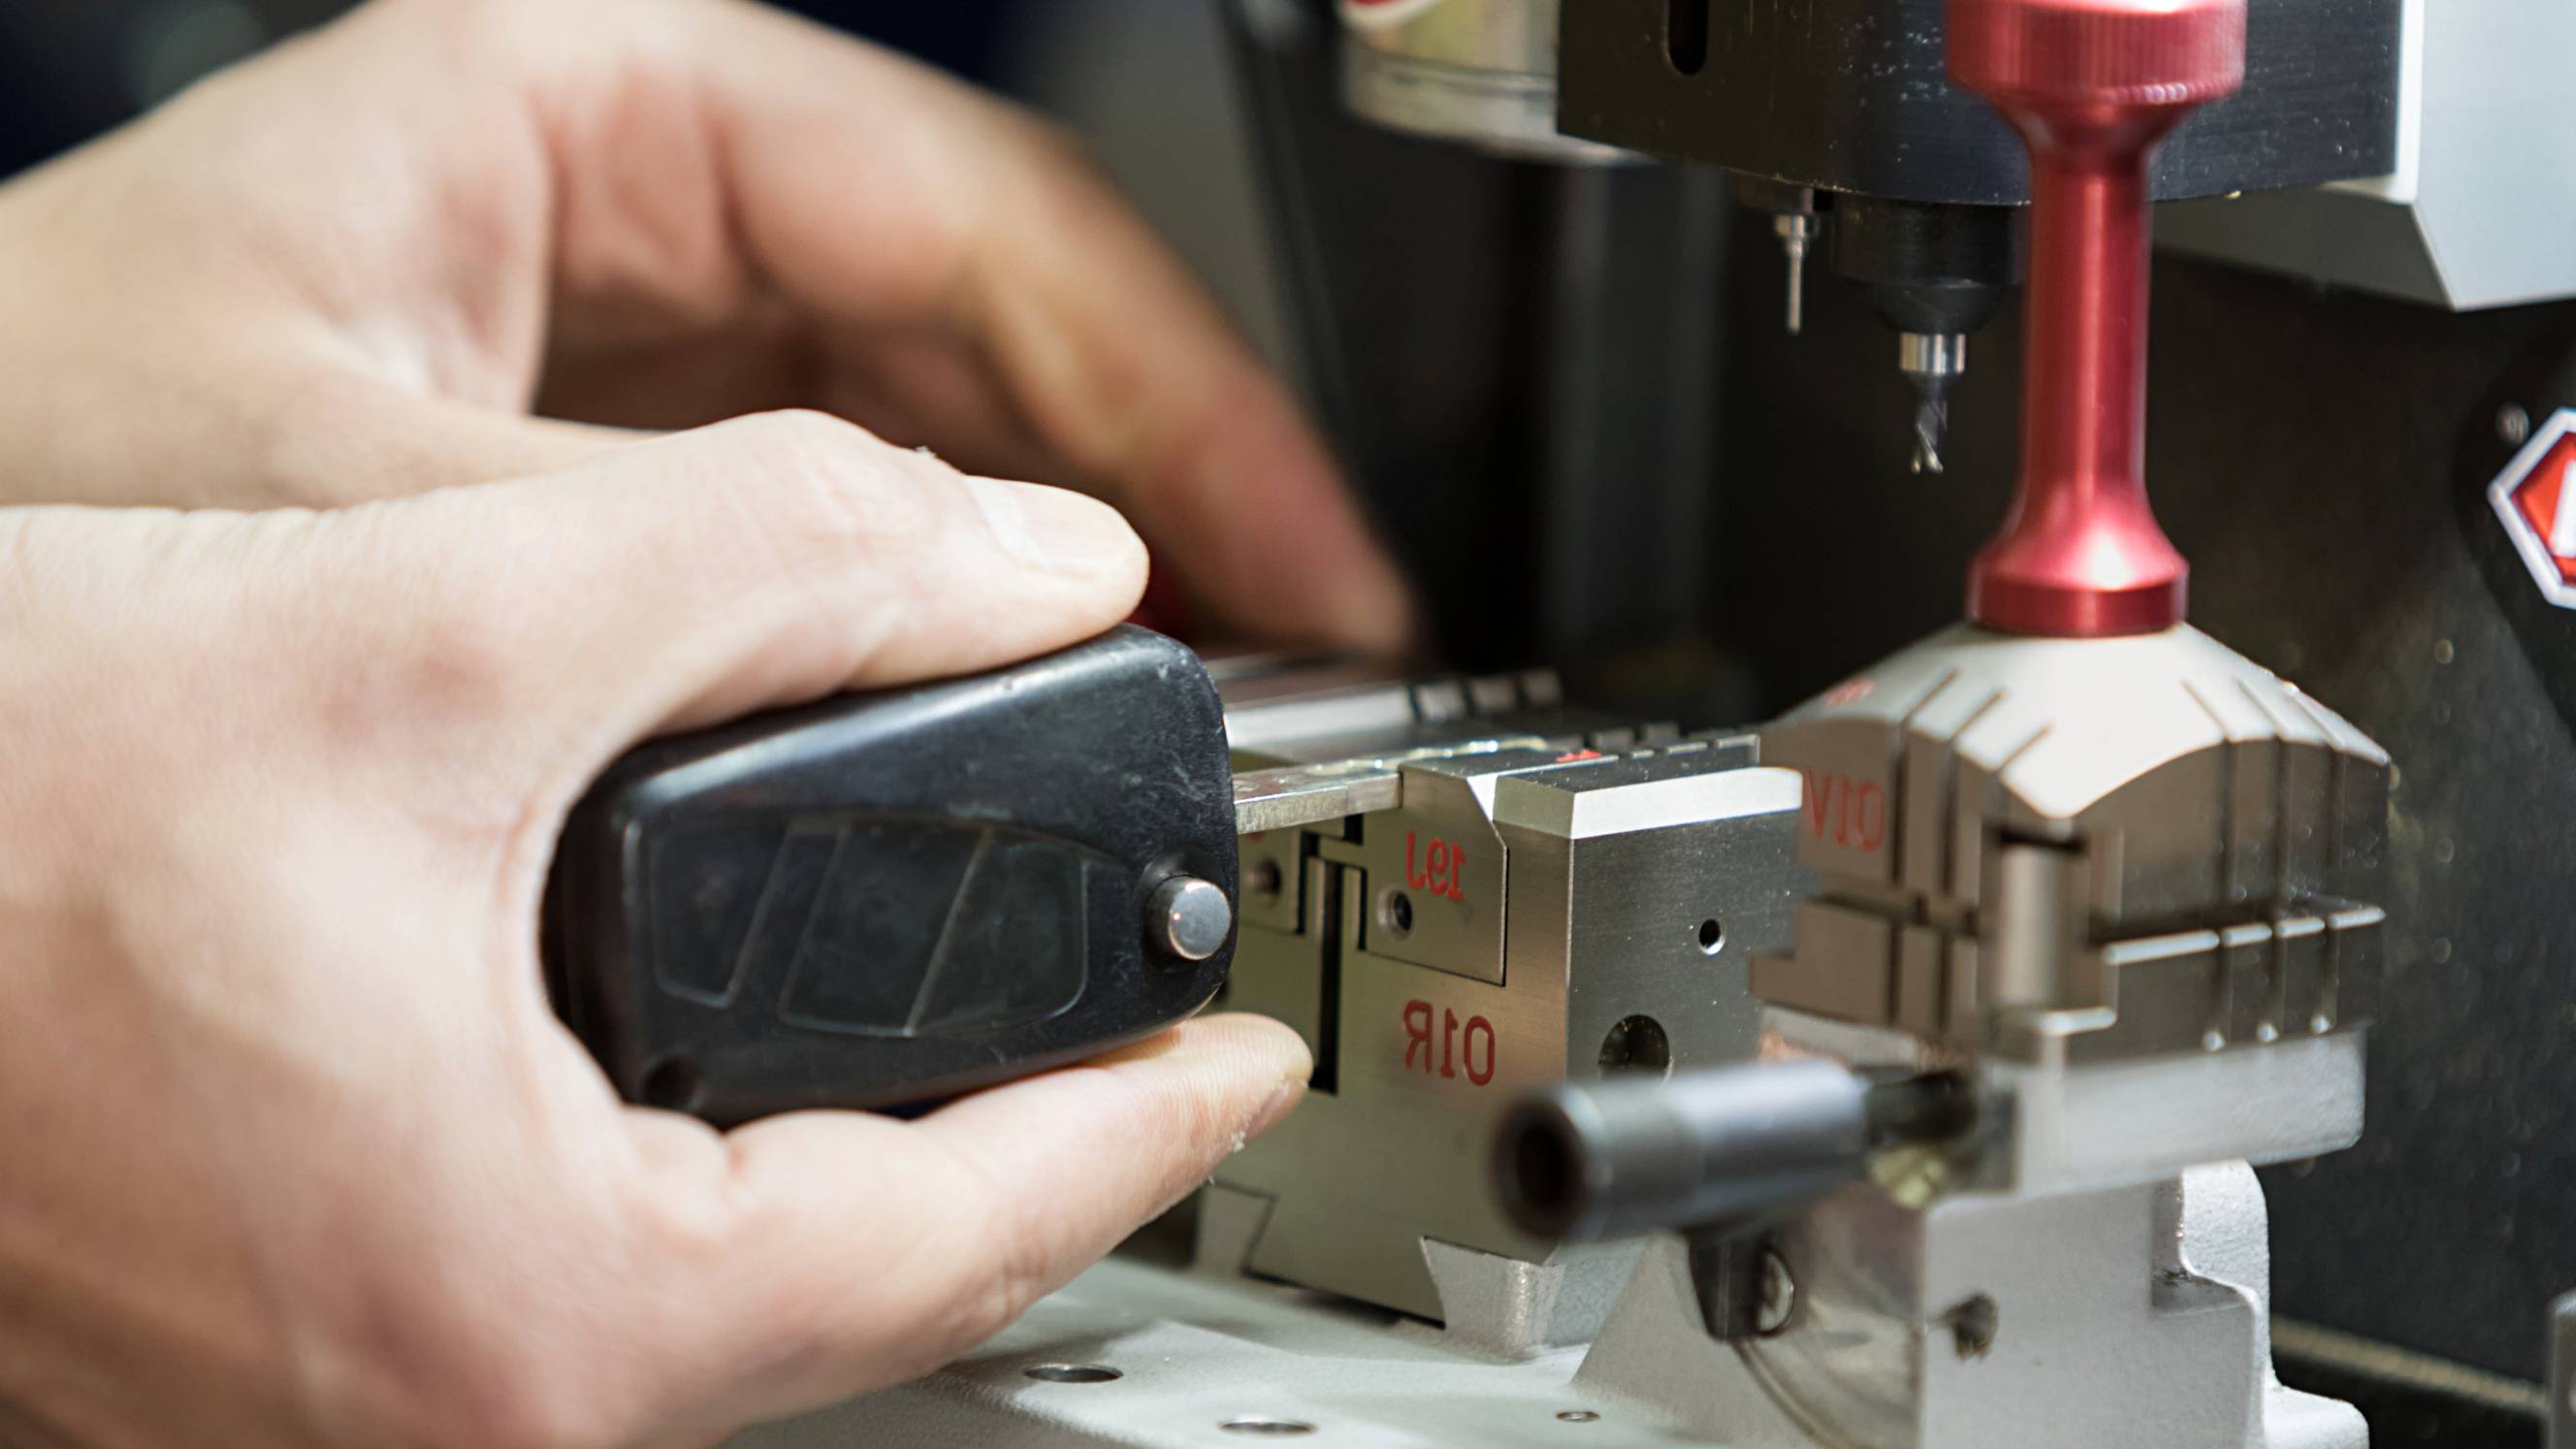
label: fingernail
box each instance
[965,476,1141,574]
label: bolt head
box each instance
[1756,1249,1797,1336]
[2500,403,2533,447]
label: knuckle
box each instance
[278,501,558,813]
[724,406,882,469]
[656,410,961,676]
[381,0,666,93]
[334,525,529,730]
[998,110,1148,246]
[398,596,537,728]
[1012,109,1110,186]
[376,0,517,56]
[416,0,583,53]
[710,409,950,561]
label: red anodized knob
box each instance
[1948,0,2246,637]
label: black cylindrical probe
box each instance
[1496,1061,1973,1241]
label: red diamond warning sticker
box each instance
[2491,408,2576,609]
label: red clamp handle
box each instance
[1949,0,2246,637]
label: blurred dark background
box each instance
[0,1,1023,175]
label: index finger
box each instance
[605,0,1416,653]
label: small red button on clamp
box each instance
[1949,0,2246,637]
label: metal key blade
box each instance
[1231,735,1554,835]
[1233,762,1402,835]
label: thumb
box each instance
[621,1015,1313,1433]
[319,407,1148,808]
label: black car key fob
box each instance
[545,627,1238,1125]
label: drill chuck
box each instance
[1949,0,2248,637]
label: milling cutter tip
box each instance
[1911,397,1948,475]
[1899,333,1967,477]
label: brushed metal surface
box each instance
[1213,735,1807,1321]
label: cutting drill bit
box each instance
[1899,332,1968,475]
[1910,388,1951,476]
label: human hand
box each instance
[0,414,1312,1449]
[0,0,1410,653]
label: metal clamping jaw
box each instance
[1210,659,1807,1339]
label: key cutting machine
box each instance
[1210,0,2576,1433]
[1491,4,2390,1443]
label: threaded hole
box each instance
[1598,1014,1672,1077]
